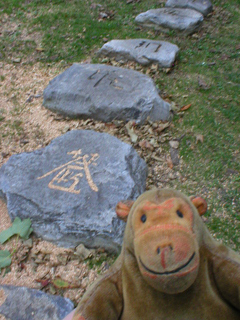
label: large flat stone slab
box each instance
[135,8,204,35]
[97,39,179,68]
[0,130,147,252]
[43,63,170,124]
[0,285,74,320]
[165,0,213,17]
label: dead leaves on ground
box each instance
[196,134,204,144]
[180,104,192,111]
[198,76,211,90]
[125,121,138,143]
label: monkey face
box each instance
[132,198,200,294]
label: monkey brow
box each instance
[141,199,176,212]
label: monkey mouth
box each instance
[139,252,196,275]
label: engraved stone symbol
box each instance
[135,41,162,53]
[37,149,99,194]
[88,69,123,90]
[135,40,146,49]
[166,8,178,15]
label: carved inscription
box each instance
[37,149,99,194]
[135,40,147,49]
[164,8,178,15]
[88,69,123,90]
[135,41,162,53]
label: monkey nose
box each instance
[156,245,173,269]
[156,245,173,254]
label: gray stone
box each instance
[97,39,179,68]
[135,8,204,35]
[165,0,213,17]
[0,285,74,320]
[0,130,147,252]
[43,63,170,124]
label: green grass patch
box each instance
[87,253,117,272]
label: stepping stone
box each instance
[43,63,170,124]
[97,39,179,68]
[0,130,147,252]
[0,285,74,320]
[165,0,213,17]
[135,8,204,35]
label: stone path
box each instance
[135,0,212,35]
[97,39,179,68]
[0,130,147,252]
[0,0,213,317]
[0,285,74,320]
[43,63,170,123]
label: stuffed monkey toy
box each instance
[72,189,240,320]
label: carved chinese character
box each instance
[37,149,99,194]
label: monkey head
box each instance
[116,189,207,294]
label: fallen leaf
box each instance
[163,68,171,74]
[49,285,57,295]
[104,123,116,129]
[196,134,204,143]
[139,140,154,150]
[125,122,138,143]
[170,102,179,112]
[150,138,158,147]
[146,68,151,75]
[35,279,50,288]
[169,140,179,149]
[198,77,210,90]
[156,122,170,133]
[36,47,44,52]
[52,277,79,289]
[207,62,216,66]
[192,33,199,39]
[180,104,192,111]
[150,64,158,72]
[0,250,11,272]
[52,277,70,289]
[12,58,21,63]
[0,217,33,244]
[167,157,174,169]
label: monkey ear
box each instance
[190,196,207,216]
[116,200,135,222]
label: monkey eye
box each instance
[141,214,147,223]
[176,210,183,218]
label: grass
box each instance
[87,252,117,272]
[0,0,239,250]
